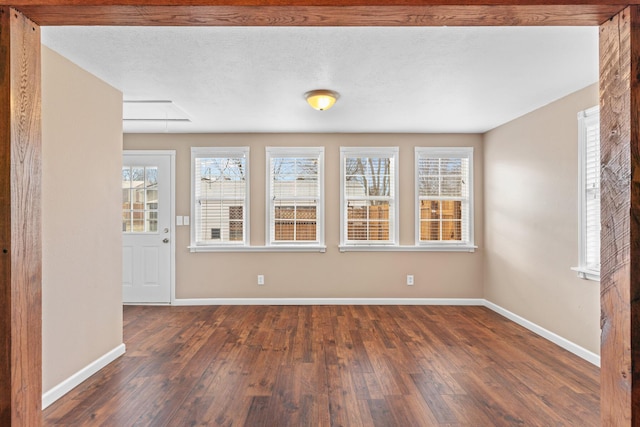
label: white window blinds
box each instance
[576,107,600,279]
[415,147,473,246]
[341,147,399,245]
[191,147,249,246]
[267,147,324,245]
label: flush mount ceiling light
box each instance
[305,89,339,111]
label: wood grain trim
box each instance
[16,4,625,26]
[2,0,635,6]
[0,7,11,425]
[631,9,640,425]
[0,7,42,427]
[599,6,640,426]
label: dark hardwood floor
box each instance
[43,305,600,426]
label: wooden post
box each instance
[0,7,42,426]
[600,6,640,426]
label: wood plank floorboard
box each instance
[43,305,600,426]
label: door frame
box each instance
[123,149,176,304]
[3,2,640,425]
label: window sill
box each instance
[571,267,600,281]
[189,245,326,253]
[339,244,477,253]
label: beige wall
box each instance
[484,84,600,354]
[42,47,124,392]
[125,134,484,299]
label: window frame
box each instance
[189,146,250,251]
[265,147,325,248]
[340,146,399,249]
[573,106,600,281]
[414,147,475,250]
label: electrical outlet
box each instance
[407,275,414,286]
[257,275,265,286]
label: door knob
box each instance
[163,238,169,243]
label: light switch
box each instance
[183,216,190,226]
[176,216,183,226]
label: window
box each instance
[340,147,399,246]
[191,147,249,248]
[266,147,324,246]
[122,166,158,233]
[415,147,474,248]
[574,106,600,281]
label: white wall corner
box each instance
[483,300,600,367]
[42,343,126,409]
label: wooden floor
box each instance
[43,305,600,426]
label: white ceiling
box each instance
[41,26,598,134]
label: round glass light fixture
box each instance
[305,89,339,111]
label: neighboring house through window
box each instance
[190,147,249,249]
[122,166,158,233]
[266,147,324,247]
[340,147,399,247]
[415,147,474,249]
[574,106,600,281]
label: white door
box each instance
[122,152,173,303]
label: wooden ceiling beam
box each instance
[3,0,635,5]
[14,4,626,27]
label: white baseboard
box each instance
[42,343,126,409]
[483,300,600,367]
[172,297,485,306]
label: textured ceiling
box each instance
[41,26,598,134]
